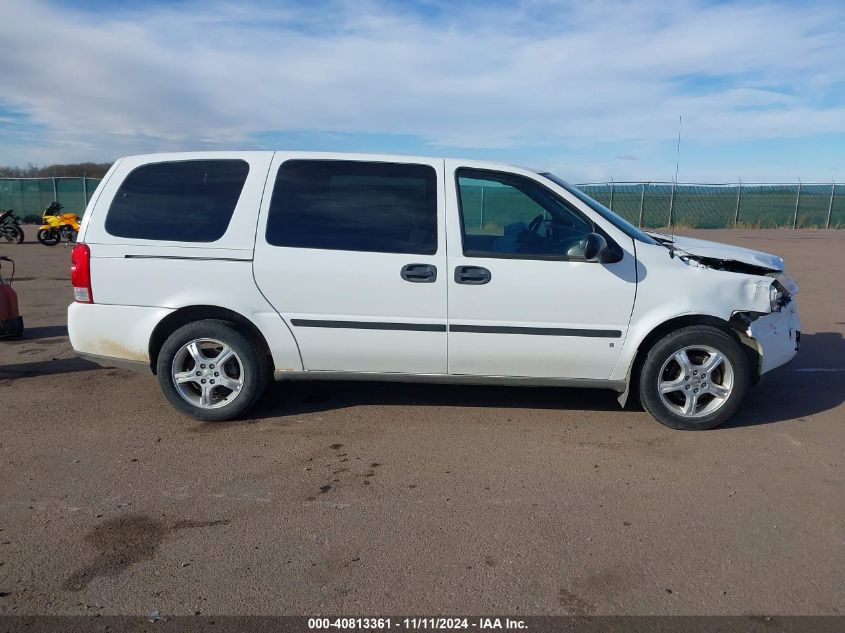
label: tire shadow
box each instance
[1,324,68,346]
[246,332,844,429]
[250,379,625,421]
[722,331,845,428]
[0,356,100,379]
[22,324,68,339]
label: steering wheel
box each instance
[527,214,544,234]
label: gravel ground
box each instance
[0,230,843,616]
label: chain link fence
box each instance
[1,176,843,229]
[575,181,844,229]
[0,177,102,221]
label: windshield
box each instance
[539,172,658,245]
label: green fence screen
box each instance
[576,182,843,229]
[0,177,102,220]
[0,177,842,229]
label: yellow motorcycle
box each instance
[37,202,80,246]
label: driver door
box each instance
[445,160,637,380]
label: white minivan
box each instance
[68,152,800,430]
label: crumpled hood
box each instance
[648,233,784,272]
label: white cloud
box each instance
[1,0,845,176]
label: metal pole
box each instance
[609,178,614,211]
[827,182,836,229]
[51,176,58,203]
[734,179,742,227]
[83,173,88,206]
[668,181,676,228]
[638,182,647,228]
[792,180,801,229]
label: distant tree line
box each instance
[0,162,113,178]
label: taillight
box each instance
[70,243,93,303]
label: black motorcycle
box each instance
[0,209,25,244]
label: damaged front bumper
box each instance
[737,302,801,375]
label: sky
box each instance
[2,0,845,183]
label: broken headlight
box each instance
[769,281,788,312]
[768,273,798,312]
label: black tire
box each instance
[638,325,750,430]
[156,319,269,422]
[37,228,60,246]
[2,226,23,243]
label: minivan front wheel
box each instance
[639,326,750,430]
[157,320,268,422]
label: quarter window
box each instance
[106,160,249,242]
[457,169,594,258]
[266,160,437,255]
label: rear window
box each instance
[266,160,437,254]
[105,160,249,242]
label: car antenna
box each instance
[671,114,682,242]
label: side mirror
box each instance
[584,232,611,263]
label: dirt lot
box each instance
[0,230,843,616]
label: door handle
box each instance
[401,263,437,283]
[454,265,491,285]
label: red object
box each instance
[0,256,23,337]
[71,243,93,303]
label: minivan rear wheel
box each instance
[157,319,268,422]
[639,325,750,430]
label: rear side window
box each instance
[266,160,437,254]
[105,160,249,242]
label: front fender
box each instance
[611,243,775,390]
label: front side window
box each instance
[106,160,249,242]
[539,172,658,245]
[266,160,437,255]
[457,169,594,258]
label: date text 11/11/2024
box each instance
[308,618,528,630]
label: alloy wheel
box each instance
[171,338,244,409]
[657,345,734,419]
